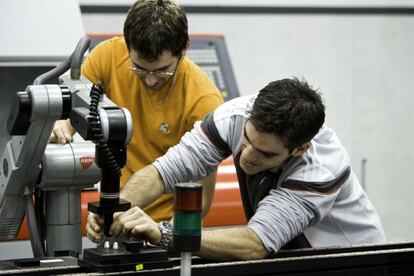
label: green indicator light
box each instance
[173,211,201,236]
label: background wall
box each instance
[81,1,414,243]
[0,0,84,61]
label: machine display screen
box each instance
[186,36,239,101]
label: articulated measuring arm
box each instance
[0,84,71,240]
[0,37,132,257]
[69,81,133,237]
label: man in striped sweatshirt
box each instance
[87,77,385,261]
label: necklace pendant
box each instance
[159,122,170,134]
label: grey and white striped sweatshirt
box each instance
[154,94,385,253]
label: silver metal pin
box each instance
[104,240,110,249]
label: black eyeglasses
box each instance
[129,58,180,78]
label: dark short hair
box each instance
[249,77,325,152]
[124,0,189,61]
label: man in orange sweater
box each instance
[51,0,223,240]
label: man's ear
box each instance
[181,48,187,57]
[291,142,311,157]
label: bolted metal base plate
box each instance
[79,243,173,273]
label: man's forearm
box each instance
[199,168,217,218]
[120,164,165,208]
[198,226,269,261]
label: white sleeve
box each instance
[153,122,226,193]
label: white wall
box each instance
[79,0,414,7]
[188,14,414,243]
[0,0,84,61]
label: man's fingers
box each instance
[53,127,67,144]
[49,120,75,144]
[113,212,122,220]
[130,221,161,245]
[130,223,147,237]
[49,131,57,143]
[122,218,142,234]
[86,213,103,243]
[108,206,160,244]
[111,212,138,236]
[110,207,145,236]
[92,221,101,232]
[63,131,73,143]
[86,222,102,243]
[96,215,104,226]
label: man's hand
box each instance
[86,212,104,243]
[110,206,162,246]
[49,119,75,144]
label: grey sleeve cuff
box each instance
[247,189,313,253]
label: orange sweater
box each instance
[82,37,223,221]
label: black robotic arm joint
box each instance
[7,85,72,136]
[70,107,95,140]
[59,85,72,120]
[7,91,32,135]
